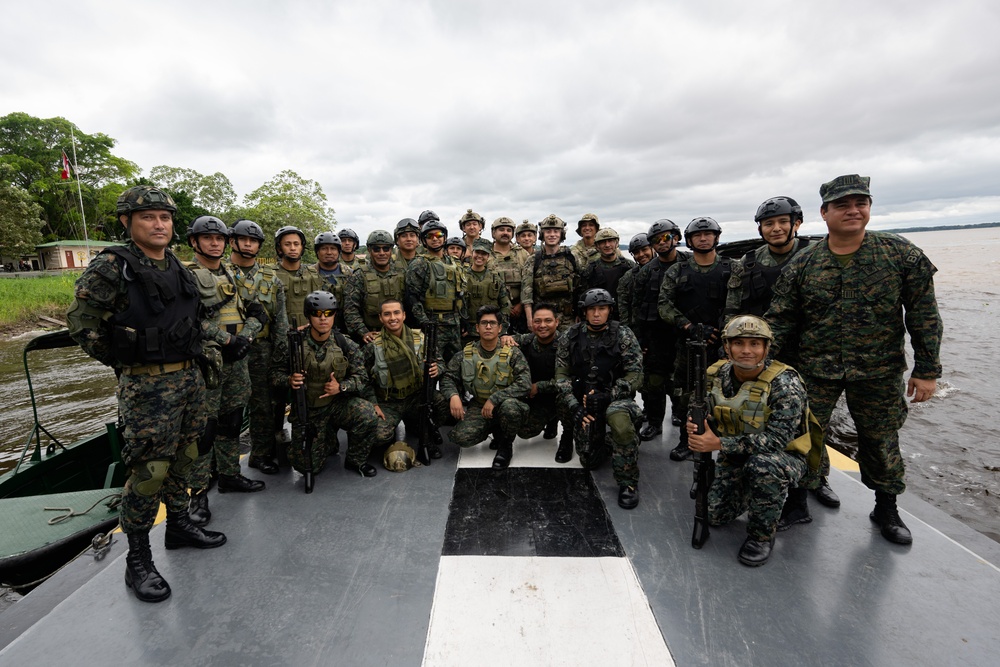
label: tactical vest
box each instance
[637,258,675,322]
[461,344,514,402]
[588,259,632,295]
[675,258,731,326]
[424,257,462,313]
[533,249,577,298]
[491,251,524,302]
[567,322,624,390]
[706,359,811,457]
[372,330,425,399]
[466,269,501,316]
[230,263,278,338]
[276,265,318,326]
[738,239,810,316]
[304,332,351,408]
[362,267,406,330]
[189,264,245,336]
[519,335,557,383]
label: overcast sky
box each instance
[4,0,1000,244]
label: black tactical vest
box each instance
[675,258,731,327]
[738,238,810,316]
[519,335,557,383]
[567,322,623,390]
[638,256,681,322]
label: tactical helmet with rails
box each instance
[516,220,537,235]
[187,216,229,259]
[314,231,342,252]
[754,197,803,225]
[230,219,265,242]
[491,216,515,232]
[367,230,395,247]
[722,315,774,343]
[395,218,420,239]
[459,209,485,228]
[445,236,466,250]
[594,227,620,244]
[647,218,680,244]
[538,214,567,242]
[274,225,307,257]
[304,290,338,316]
[418,210,440,226]
[684,217,722,250]
[419,219,448,243]
[338,229,360,247]
[628,233,650,254]
[383,441,416,472]
[116,185,177,217]
[579,288,616,310]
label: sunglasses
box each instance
[370,245,392,253]
[312,309,335,318]
[425,231,445,239]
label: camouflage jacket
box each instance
[521,246,580,306]
[340,255,366,272]
[766,231,942,381]
[464,266,511,331]
[570,239,600,267]
[616,264,643,331]
[274,263,324,327]
[487,245,529,304]
[404,254,468,325]
[725,238,808,319]
[228,261,289,355]
[342,263,407,339]
[555,322,643,411]
[441,342,531,406]
[186,260,264,344]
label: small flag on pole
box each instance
[61,151,71,180]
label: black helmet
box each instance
[684,217,721,250]
[230,219,264,242]
[304,290,338,316]
[367,230,395,246]
[116,185,177,216]
[628,233,650,254]
[314,231,342,253]
[445,236,466,249]
[647,218,680,244]
[186,215,229,241]
[420,219,448,243]
[395,218,420,238]
[754,196,803,224]
[274,225,307,256]
[418,210,440,226]
[579,288,616,310]
[338,229,359,245]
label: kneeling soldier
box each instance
[686,315,815,567]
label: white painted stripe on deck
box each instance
[422,556,674,667]
[457,429,583,469]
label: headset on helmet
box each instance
[314,231,342,253]
[628,233,650,254]
[304,290,338,316]
[538,214,567,242]
[579,288,615,310]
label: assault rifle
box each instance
[687,323,715,548]
[417,322,438,466]
[575,363,610,468]
[288,317,314,493]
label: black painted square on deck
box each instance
[442,468,625,558]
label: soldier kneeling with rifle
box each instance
[686,315,819,566]
[556,289,644,509]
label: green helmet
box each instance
[383,440,416,472]
[116,185,177,216]
[395,218,420,239]
[491,216,516,232]
[539,214,565,230]
[594,227,619,244]
[722,315,773,342]
[367,230,395,246]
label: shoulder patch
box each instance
[904,247,922,267]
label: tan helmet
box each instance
[538,214,565,230]
[491,216,516,232]
[721,315,774,342]
[383,441,417,472]
[459,209,485,229]
[516,219,537,235]
[594,227,619,244]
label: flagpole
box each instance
[69,127,90,264]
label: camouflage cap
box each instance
[472,238,493,254]
[491,216,516,231]
[460,209,485,226]
[577,213,600,232]
[516,220,537,235]
[820,174,871,203]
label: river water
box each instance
[0,227,997,542]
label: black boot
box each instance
[871,491,913,545]
[811,476,841,508]
[777,488,812,531]
[669,436,692,461]
[164,510,228,550]
[189,489,211,526]
[430,427,443,459]
[345,460,378,477]
[492,434,514,469]
[639,420,662,441]
[618,484,639,509]
[218,473,266,493]
[125,532,170,603]
[543,418,559,440]
[554,428,573,463]
[248,455,279,475]
[737,536,774,567]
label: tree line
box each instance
[0,112,337,259]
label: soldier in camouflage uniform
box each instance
[282,291,381,478]
[766,175,942,545]
[658,217,731,461]
[515,219,537,254]
[227,219,289,477]
[686,316,811,567]
[343,230,408,345]
[311,231,352,332]
[67,186,225,603]
[633,219,689,441]
[581,227,635,321]
[522,214,580,333]
[463,239,511,344]
[617,233,653,333]
[445,236,467,262]
[570,213,601,267]
[392,218,422,270]
[441,305,531,469]
[557,289,644,509]
[459,209,485,266]
[274,226,324,328]
[337,228,366,272]
[405,219,468,362]
[489,216,530,333]
[724,196,840,509]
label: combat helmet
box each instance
[187,216,229,259]
[230,219,265,258]
[684,217,721,251]
[722,315,773,342]
[367,230,395,247]
[274,225,307,257]
[338,229,360,249]
[116,185,177,216]
[445,236,466,250]
[538,214,567,242]
[418,210,440,227]
[459,209,485,229]
[755,197,803,225]
[395,218,420,239]
[628,233,650,254]
[420,219,448,244]
[491,216,516,233]
[647,219,680,244]
[472,238,493,254]
[577,213,600,235]
[314,231,342,253]
[304,290,338,316]
[383,441,417,472]
[515,220,537,236]
[579,287,615,309]
[594,227,620,244]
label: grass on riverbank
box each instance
[0,273,79,328]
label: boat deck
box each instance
[1,430,998,666]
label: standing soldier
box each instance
[392,218,422,269]
[405,219,468,362]
[556,289,644,509]
[459,209,486,265]
[515,219,538,254]
[580,227,635,321]
[658,217,731,461]
[617,233,653,333]
[522,214,580,333]
[633,219,689,441]
[489,216,530,333]
[571,213,601,267]
[441,305,531,469]
[67,186,225,603]
[184,216,268,526]
[337,228,366,271]
[227,219,289,477]
[463,239,511,344]
[311,231,352,332]
[767,175,942,545]
[274,226,323,327]
[343,230,407,345]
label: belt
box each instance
[122,360,194,376]
[378,386,418,400]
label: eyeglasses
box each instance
[312,309,335,318]
[370,245,392,253]
[477,320,499,328]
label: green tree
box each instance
[0,112,139,242]
[0,163,45,258]
[149,165,237,215]
[237,169,337,260]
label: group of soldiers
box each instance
[66,172,941,602]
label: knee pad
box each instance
[197,417,218,456]
[129,459,171,497]
[607,412,635,445]
[172,441,199,477]
[217,408,244,438]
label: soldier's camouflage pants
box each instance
[448,397,530,448]
[709,450,807,541]
[560,395,642,487]
[290,395,380,472]
[247,339,286,459]
[638,322,679,426]
[118,366,207,534]
[189,356,251,489]
[802,373,908,495]
[373,391,452,445]
[515,397,570,440]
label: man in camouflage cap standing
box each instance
[571,213,602,267]
[766,175,942,545]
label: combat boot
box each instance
[639,420,662,442]
[777,488,812,531]
[870,491,913,545]
[543,418,559,439]
[430,427,443,459]
[492,433,514,469]
[164,510,228,550]
[669,438,692,461]
[554,428,573,463]
[218,473,266,493]
[737,536,774,567]
[125,532,170,603]
[811,476,841,508]
[618,484,639,510]
[188,489,211,526]
[248,455,279,475]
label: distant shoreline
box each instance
[882,221,1000,234]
